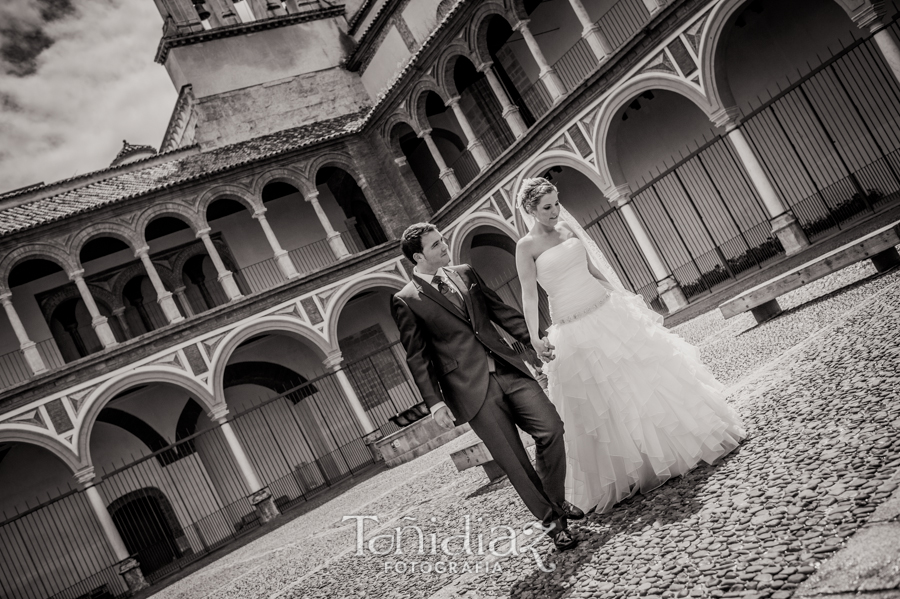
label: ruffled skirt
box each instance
[545,292,746,513]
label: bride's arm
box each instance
[515,238,546,359]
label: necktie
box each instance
[435,274,465,312]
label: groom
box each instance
[390,223,583,551]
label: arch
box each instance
[450,212,519,264]
[436,46,479,98]
[308,154,368,191]
[196,184,260,221]
[69,222,141,261]
[40,281,123,325]
[210,315,334,401]
[511,149,608,234]
[111,261,157,303]
[698,0,752,115]
[593,74,716,189]
[410,80,451,133]
[384,116,420,158]
[137,202,202,242]
[0,243,79,287]
[170,239,237,283]
[0,427,82,472]
[470,3,517,66]
[251,166,315,200]
[75,366,218,467]
[323,273,407,347]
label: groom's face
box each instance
[415,230,451,270]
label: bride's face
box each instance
[532,190,561,227]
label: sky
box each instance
[0,0,176,195]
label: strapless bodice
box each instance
[536,237,610,323]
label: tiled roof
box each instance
[0,0,471,238]
[111,140,158,166]
[0,111,369,237]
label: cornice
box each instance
[155,5,346,64]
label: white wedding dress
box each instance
[536,237,746,512]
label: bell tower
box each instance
[153,0,370,150]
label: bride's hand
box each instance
[532,337,555,362]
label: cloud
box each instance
[0,0,177,194]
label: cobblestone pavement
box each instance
[150,259,900,599]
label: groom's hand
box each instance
[537,337,556,362]
[432,405,456,430]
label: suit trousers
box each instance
[466,362,567,527]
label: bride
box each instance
[515,177,746,513]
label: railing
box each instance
[609,18,900,302]
[344,342,423,437]
[555,36,598,93]
[0,339,64,390]
[1,342,420,599]
[519,77,554,122]
[480,128,509,162]
[122,299,169,335]
[448,149,481,188]
[583,208,667,315]
[596,0,652,50]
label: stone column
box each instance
[75,468,149,594]
[324,351,376,434]
[514,20,566,102]
[135,246,184,325]
[173,287,194,317]
[69,270,117,349]
[607,186,689,313]
[446,96,491,170]
[212,410,279,523]
[111,306,132,339]
[567,0,612,61]
[419,129,461,195]
[478,63,529,139]
[641,0,666,15]
[252,208,300,279]
[0,289,47,375]
[196,228,243,301]
[835,1,900,86]
[712,108,809,256]
[305,192,351,260]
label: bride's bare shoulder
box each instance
[557,221,576,238]
[516,234,538,257]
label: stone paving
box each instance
[149,258,900,599]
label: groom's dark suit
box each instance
[391,263,567,528]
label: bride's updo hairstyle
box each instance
[518,177,557,215]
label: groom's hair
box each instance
[518,177,557,215]
[401,222,439,263]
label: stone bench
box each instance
[719,220,900,323]
[450,434,535,482]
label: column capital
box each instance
[0,290,11,304]
[304,191,320,202]
[196,227,212,238]
[605,184,633,208]
[112,306,127,316]
[134,245,150,259]
[513,19,531,32]
[68,268,86,281]
[833,0,887,31]
[209,404,230,423]
[74,466,97,486]
[476,61,494,73]
[394,156,409,167]
[439,168,457,181]
[252,207,268,219]
[446,95,461,107]
[417,128,433,139]
[323,350,344,370]
[710,106,742,130]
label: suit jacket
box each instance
[390,263,537,424]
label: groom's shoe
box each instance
[548,527,578,551]
[560,500,585,521]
